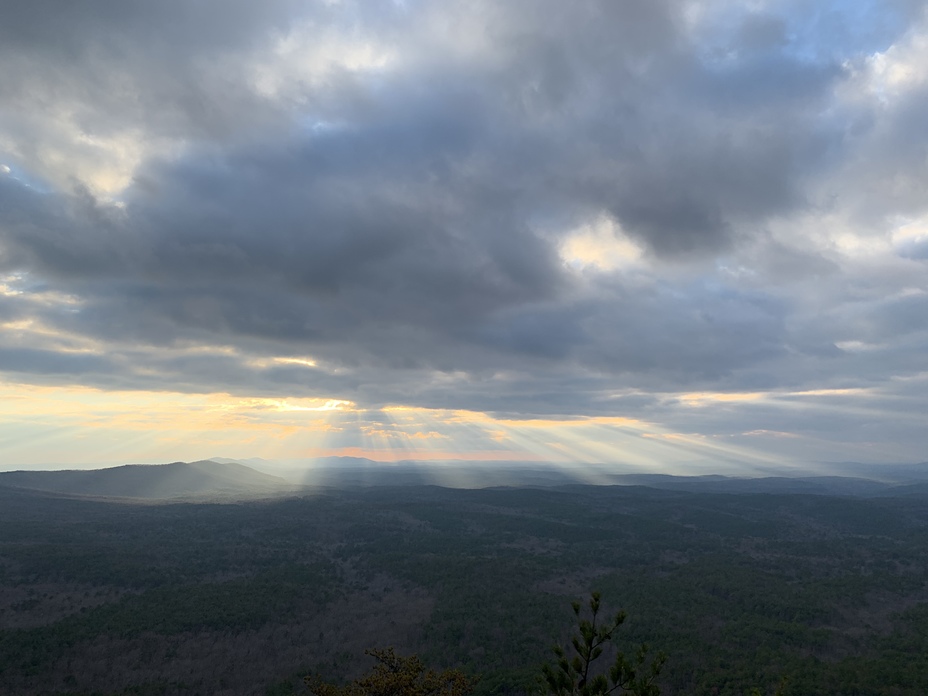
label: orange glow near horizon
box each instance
[0,379,878,471]
[296,447,540,463]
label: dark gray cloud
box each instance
[1,0,928,461]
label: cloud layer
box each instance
[2,0,928,464]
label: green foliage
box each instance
[542,593,665,696]
[4,485,928,694]
[305,648,475,696]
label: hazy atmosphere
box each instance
[2,0,928,470]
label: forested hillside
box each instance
[1,483,927,695]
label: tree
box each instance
[305,648,475,696]
[541,592,665,696]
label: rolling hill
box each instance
[0,460,292,500]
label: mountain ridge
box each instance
[5,457,928,500]
[0,460,291,500]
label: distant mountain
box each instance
[0,460,292,500]
[601,474,894,496]
[818,461,928,483]
[23,457,922,500]
[203,457,911,496]
[212,456,597,488]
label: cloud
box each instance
[1,0,928,463]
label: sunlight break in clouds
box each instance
[1,0,927,470]
[0,381,802,473]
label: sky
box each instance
[1,0,927,473]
